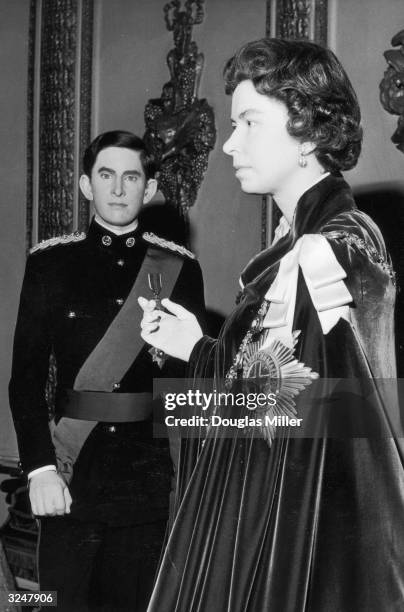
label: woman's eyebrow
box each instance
[235,109,265,120]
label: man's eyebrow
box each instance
[97,167,143,176]
[123,169,143,177]
[97,166,115,174]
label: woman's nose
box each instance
[223,131,236,156]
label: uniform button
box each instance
[115,298,124,306]
[102,235,112,246]
[126,237,135,248]
[108,425,116,433]
[68,311,76,318]
[113,383,121,390]
[117,259,125,267]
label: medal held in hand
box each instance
[147,273,167,369]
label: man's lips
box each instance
[108,202,127,207]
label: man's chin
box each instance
[106,213,137,227]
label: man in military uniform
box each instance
[9,130,205,611]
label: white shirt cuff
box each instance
[28,465,57,479]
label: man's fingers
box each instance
[161,298,193,319]
[29,487,42,516]
[52,487,67,515]
[31,496,40,516]
[64,486,72,513]
[29,476,71,516]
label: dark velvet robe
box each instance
[148,175,404,612]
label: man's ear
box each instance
[143,178,158,204]
[79,174,93,201]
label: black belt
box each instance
[56,389,153,422]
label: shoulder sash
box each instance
[73,246,184,391]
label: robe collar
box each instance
[240,173,356,288]
[290,173,356,239]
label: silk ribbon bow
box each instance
[262,234,353,349]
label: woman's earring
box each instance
[298,152,307,168]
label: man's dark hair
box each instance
[83,130,157,179]
[223,38,362,172]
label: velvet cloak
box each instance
[149,175,404,612]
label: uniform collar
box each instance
[88,218,143,251]
[94,215,139,235]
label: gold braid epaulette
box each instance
[142,232,195,259]
[30,231,86,254]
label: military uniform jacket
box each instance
[9,219,205,525]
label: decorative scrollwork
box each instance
[144,0,216,220]
[28,0,93,413]
[38,0,77,241]
[266,0,328,46]
[33,0,92,243]
[380,30,404,153]
[278,0,311,40]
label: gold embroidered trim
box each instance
[142,232,195,259]
[30,231,86,254]
[322,230,395,281]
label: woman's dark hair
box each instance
[224,38,362,172]
[83,130,157,179]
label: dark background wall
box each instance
[0,1,31,496]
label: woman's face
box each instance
[223,80,301,196]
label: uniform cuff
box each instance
[27,465,57,480]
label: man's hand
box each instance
[138,297,203,362]
[29,470,72,516]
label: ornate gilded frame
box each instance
[27,0,93,250]
[262,0,328,248]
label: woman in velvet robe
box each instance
[139,39,404,611]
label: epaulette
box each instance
[30,231,86,254]
[142,232,195,259]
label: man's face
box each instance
[222,80,300,196]
[80,146,156,228]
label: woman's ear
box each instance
[143,178,158,204]
[79,174,93,201]
[300,141,317,156]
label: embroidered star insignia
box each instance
[242,330,319,445]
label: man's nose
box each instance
[112,176,124,196]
